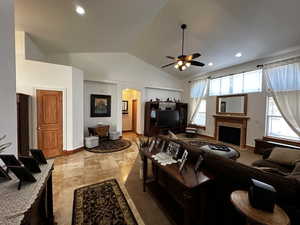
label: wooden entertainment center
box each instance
[144,101,188,136]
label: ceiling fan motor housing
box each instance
[161,23,204,70]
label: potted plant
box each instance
[0,135,12,153]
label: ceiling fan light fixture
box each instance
[182,65,187,71]
[178,61,183,66]
[174,64,179,69]
[186,62,191,67]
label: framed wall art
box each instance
[122,100,128,114]
[90,94,111,117]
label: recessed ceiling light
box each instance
[208,62,214,66]
[235,52,242,57]
[75,5,85,15]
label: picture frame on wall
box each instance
[90,94,111,117]
[122,100,128,114]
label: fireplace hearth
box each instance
[219,126,241,146]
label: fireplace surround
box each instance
[213,115,249,148]
[219,126,241,146]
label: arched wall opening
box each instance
[121,88,142,135]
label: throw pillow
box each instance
[268,147,300,166]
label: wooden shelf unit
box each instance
[144,101,188,136]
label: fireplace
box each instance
[219,126,241,146]
[213,115,249,148]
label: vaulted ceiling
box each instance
[15,0,300,79]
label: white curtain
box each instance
[189,79,208,124]
[264,57,300,136]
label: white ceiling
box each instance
[15,0,300,79]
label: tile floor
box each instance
[53,133,139,225]
[52,132,260,225]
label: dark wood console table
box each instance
[140,147,214,225]
[0,160,54,225]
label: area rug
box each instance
[72,179,140,225]
[86,139,132,153]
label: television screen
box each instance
[157,110,179,127]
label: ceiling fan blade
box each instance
[191,61,205,67]
[166,56,176,60]
[161,62,176,68]
[186,53,201,61]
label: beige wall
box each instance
[84,81,118,135]
[0,0,17,159]
[47,52,184,134]
[184,49,300,148]
[15,31,84,151]
[203,92,266,147]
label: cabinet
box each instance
[144,101,188,136]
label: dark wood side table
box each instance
[88,125,110,140]
[230,190,290,225]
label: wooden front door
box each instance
[132,99,137,133]
[37,90,63,158]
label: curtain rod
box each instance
[256,55,300,69]
[188,67,258,83]
[189,55,300,83]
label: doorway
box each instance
[36,89,63,158]
[122,89,141,134]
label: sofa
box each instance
[252,147,298,174]
[167,138,300,225]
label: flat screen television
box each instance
[156,110,179,128]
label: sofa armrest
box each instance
[262,148,274,159]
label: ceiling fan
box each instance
[161,24,205,71]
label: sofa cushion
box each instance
[268,147,300,166]
[287,162,300,182]
[252,159,294,174]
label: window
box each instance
[192,100,206,126]
[209,69,262,96]
[266,97,300,140]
